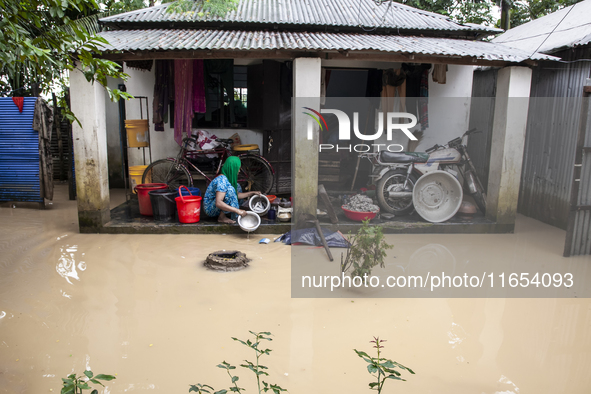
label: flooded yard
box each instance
[1,185,591,393]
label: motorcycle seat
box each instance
[379,151,429,164]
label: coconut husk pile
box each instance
[204,250,251,272]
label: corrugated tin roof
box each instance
[100,0,500,34]
[493,0,591,54]
[98,29,555,62]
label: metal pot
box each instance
[248,195,270,216]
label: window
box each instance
[194,65,248,128]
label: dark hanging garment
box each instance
[174,59,194,145]
[153,60,173,131]
[402,63,431,131]
[125,60,153,72]
[32,98,54,200]
[193,59,206,113]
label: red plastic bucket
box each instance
[175,186,202,223]
[135,183,168,216]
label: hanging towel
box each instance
[193,59,206,113]
[12,97,24,112]
[432,64,447,84]
[174,59,194,145]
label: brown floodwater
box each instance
[1,185,591,393]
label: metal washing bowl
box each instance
[412,170,463,223]
[237,211,261,232]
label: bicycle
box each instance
[141,137,275,194]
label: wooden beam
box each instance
[99,49,520,67]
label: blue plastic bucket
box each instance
[177,187,201,198]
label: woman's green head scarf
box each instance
[221,156,241,192]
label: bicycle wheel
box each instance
[238,155,274,194]
[142,159,193,190]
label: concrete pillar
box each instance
[292,58,321,225]
[486,66,532,224]
[70,68,111,231]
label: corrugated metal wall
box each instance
[0,97,43,203]
[519,47,591,229]
[564,95,591,256]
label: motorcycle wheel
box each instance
[376,169,418,215]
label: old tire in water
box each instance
[204,250,251,272]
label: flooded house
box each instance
[69,0,552,234]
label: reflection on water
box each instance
[497,375,520,394]
[448,322,467,348]
[1,185,591,393]
[55,245,87,285]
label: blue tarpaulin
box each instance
[275,227,350,248]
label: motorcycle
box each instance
[360,128,487,216]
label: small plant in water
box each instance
[341,219,393,278]
[61,370,115,394]
[354,337,414,393]
[189,331,287,394]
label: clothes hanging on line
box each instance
[402,63,431,131]
[432,64,447,84]
[152,60,174,131]
[193,59,206,114]
[125,60,153,72]
[174,59,194,145]
[381,68,407,129]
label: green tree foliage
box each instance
[341,220,393,278]
[508,0,582,27]
[392,0,584,29]
[0,0,131,121]
[165,0,239,18]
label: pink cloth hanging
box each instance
[174,60,194,145]
[193,60,206,113]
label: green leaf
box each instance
[91,390,98,394]
[367,364,378,374]
[354,350,371,359]
[84,370,94,379]
[61,383,76,394]
[94,374,116,381]
[213,390,227,394]
[231,376,239,383]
